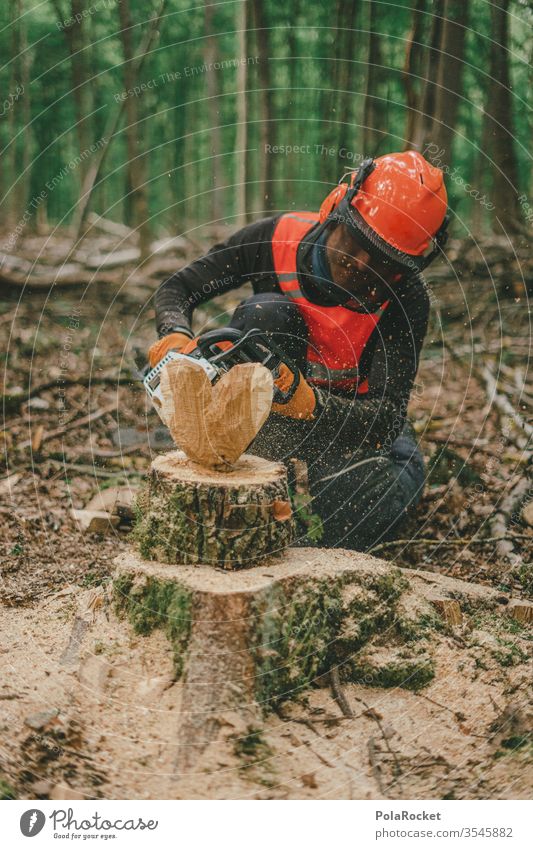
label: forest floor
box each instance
[0,231,532,799]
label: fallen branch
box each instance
[481,365,533,451]
[369,533,533,555]
[329,667,354,719]
[2,375,135,418]
[18,401,117,449]
[45,459,144,478]
[490,477,531,567]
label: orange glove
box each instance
[148,331,192,367]
[271,363,316,421]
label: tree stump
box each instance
[113,547,516,785]
[133,451,294,569]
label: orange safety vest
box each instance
[271,212,389,394]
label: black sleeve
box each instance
[309,276,430,450]
[154,216,281,337]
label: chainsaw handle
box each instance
[194,327,301,405]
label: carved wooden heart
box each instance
[159,359,273,469]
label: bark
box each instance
[363,0,382,154]
[409,0,445,153]
[69,0,167,248]
[6,0,23,226]
[251,0,274,211]
[117,0,150,259]
[430,0,469,166]
[485,0,522,233]
[235,0,248,225]
[403,0,427,148]
[336,0,359,168]
[52,0,94,181]
[133,452,294,568]
[204,2,224,222]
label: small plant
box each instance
[290,492,324,543]
[0,778,16,800]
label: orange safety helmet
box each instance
[319,151,449,272]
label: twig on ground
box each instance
[369,533,532,555]
[368,737,388,797]
[18,401,117,449]
[329,667,354,719]
[490,477,531,567]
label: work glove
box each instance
[271,362,316,421]
[148,331,192,368]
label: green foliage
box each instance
[351,656,435,692]
[1,1,530,233]
[0,778,16,800]
[290,492,324,544]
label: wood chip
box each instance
[507,599,533,625]
[71,508,120,534]
[431,598,462,626]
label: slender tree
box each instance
[50,0,94,179]
[235,0,248,225]
[251,0,274,212]
[336,0,359,167]
[430,0,469,165]
[363,0,383,154]
[403,0,427,149]
[409,0,444,152]
[204,2,224,222]
[485,0,522,233]
[117,0,150,257]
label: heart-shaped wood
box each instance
[159,359,273,468]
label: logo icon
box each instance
[20,809,46,837]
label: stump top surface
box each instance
[115,546,502,606]
[151,450,286,484]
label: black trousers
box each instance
[230,293,425,551]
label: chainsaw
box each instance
[144,327,300,421]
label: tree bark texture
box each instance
[133,451,294,568]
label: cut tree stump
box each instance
[133,451,294,568]
[113,546,514,783]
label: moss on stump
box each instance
[133,451,294,569]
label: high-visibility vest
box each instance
[271,212,389,393]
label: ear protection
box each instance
[319,158,377,223]
[319,182,350,223]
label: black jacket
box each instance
[154,215,430,452]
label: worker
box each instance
[148,151,448,550]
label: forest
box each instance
[0,0,532,804]
[1,0,531,248]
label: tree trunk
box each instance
[52,0,94,182]
[204,2,224,222]
[409,0,444,153]
[363,0,382,154]
[133,451,294,568]
[18,1,31,217]
[6,0,23,226]
[430,0,469,166]
[336,0,359,169]
[117,0,151,259]
[69,0,167,248]
[235,0,248,225]
[403,0,427,149]
[486,0,522,233]
[251,0,274,212]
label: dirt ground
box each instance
[1,236,532,799]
